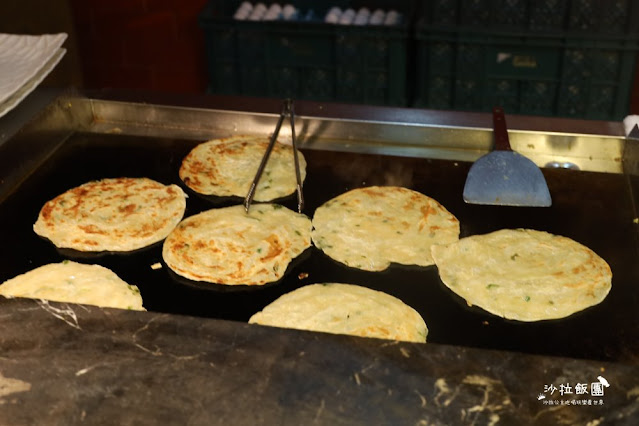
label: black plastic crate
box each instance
[199,1,413,106]
[414,0,639,120]
[422,0,639,35]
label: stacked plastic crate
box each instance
[414,0,639,120]
[199,1,412,106]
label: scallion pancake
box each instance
[162,204,311,285]
[33,177,186,252]
[311,186,460,271]
[431,229,612,321]
[179,135,307,201]
[0,261,144,311]
[249,283,428,343]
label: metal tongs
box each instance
[244,98,304,213]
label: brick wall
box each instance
[70,0,209,93]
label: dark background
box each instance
[0,0,638,115]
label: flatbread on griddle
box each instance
[33,177,186,252]
[431,229,612,321]
[311,186,460,271]
[0,261,144,310]
[249,283,428,343]
[179,135,307,201]
[162,204,312,285]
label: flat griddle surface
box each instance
[1,132,637,363]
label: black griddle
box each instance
[1,131,638,364]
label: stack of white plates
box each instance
[0,33,67,119]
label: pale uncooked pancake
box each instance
[431,229,612,321]
[162,204,312,285]
[33,177,186,252]
[311,186,460,271]
[249,283,428,343]
[179,135,307,201]
[0,261,144,310]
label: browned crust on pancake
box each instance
[179,135,306,201]
[162,204,311,285]
[33,177,186,252]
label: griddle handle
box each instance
[493,106,512,152]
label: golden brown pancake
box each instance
[162,204,312,285]
[179,135,307,201]
[33,177,186,252]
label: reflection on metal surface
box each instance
[0,94,630,206]
[545,161,580,171]
[0,95,93,203]
[84,98,626,174]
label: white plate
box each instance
[0,48,66,119]
[0,33,67,118]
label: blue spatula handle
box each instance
[493,107,512,152]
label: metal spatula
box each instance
[462,107,552,207]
